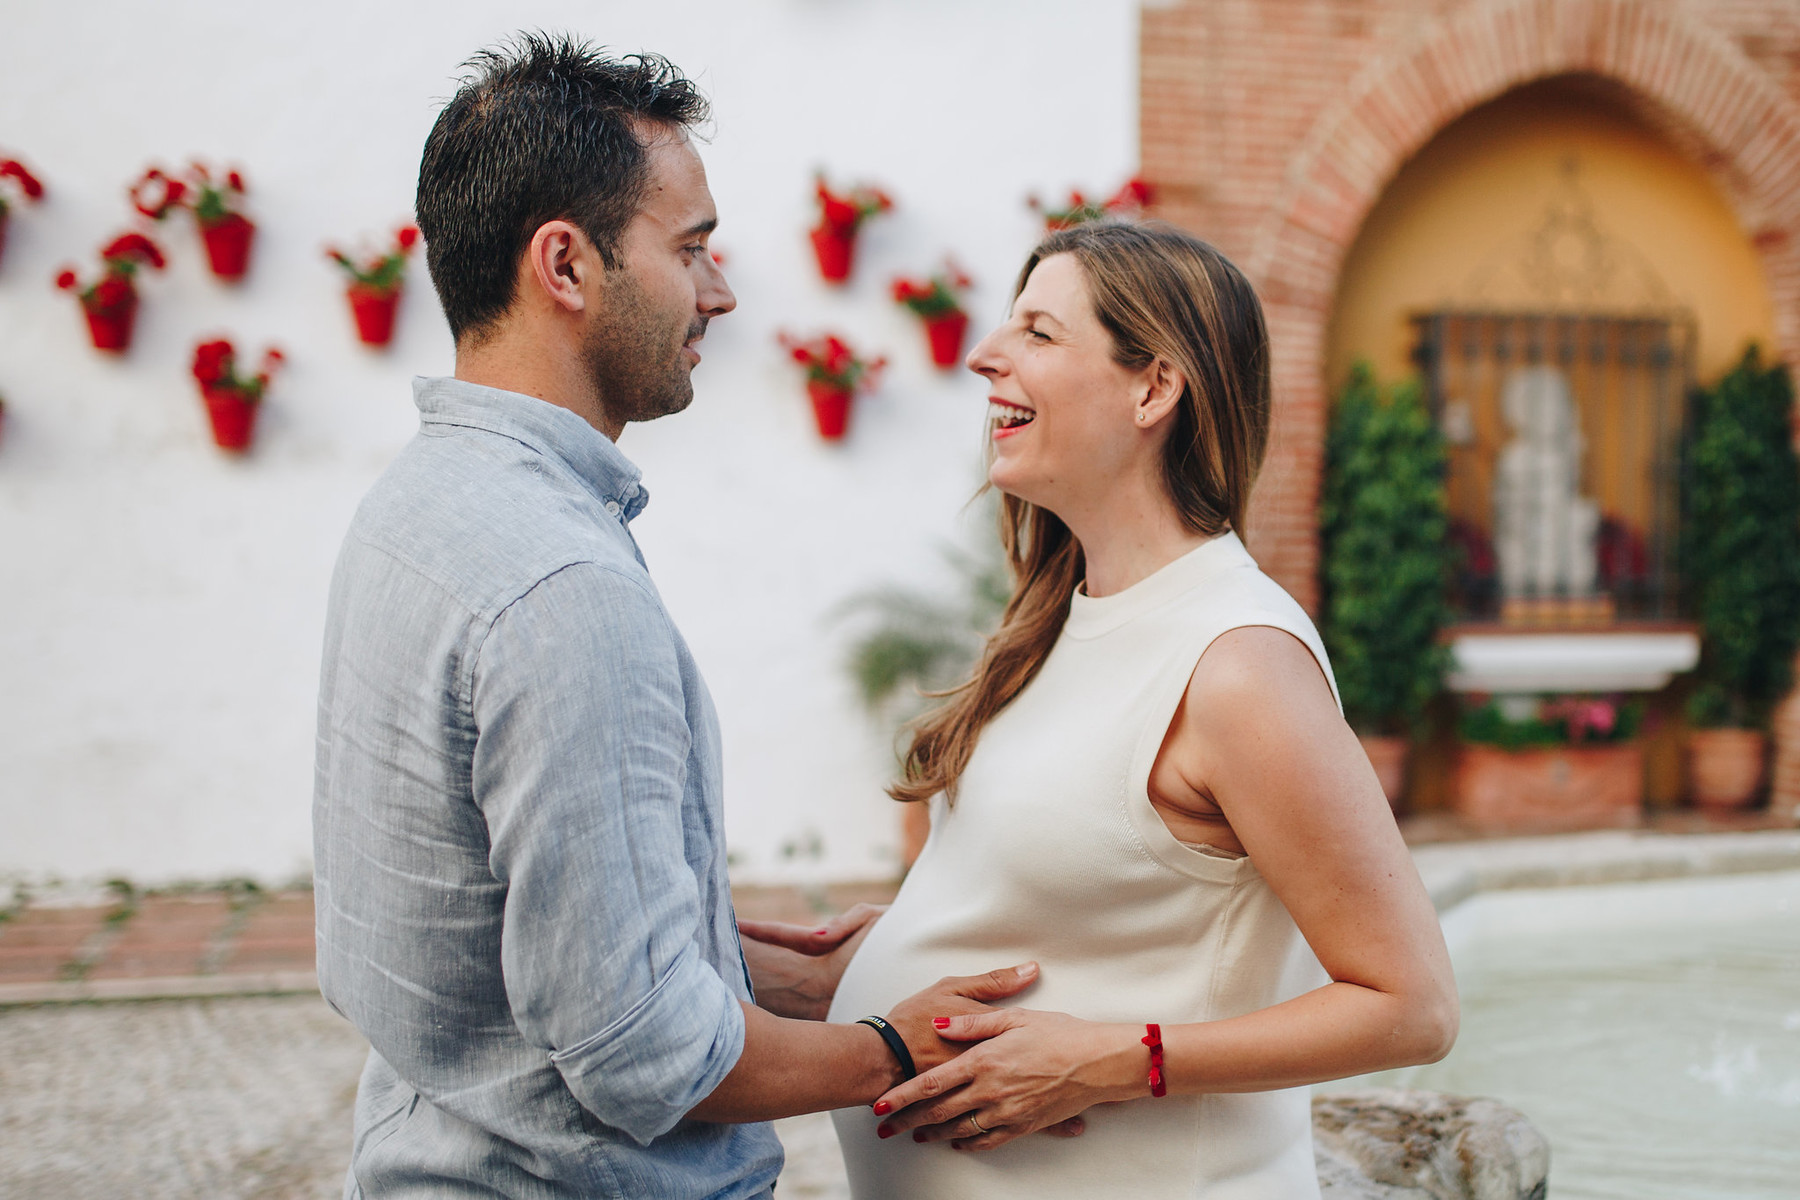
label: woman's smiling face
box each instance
[967,253,1149,513]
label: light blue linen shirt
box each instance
[313,376,782,1199]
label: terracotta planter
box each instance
[806,379,853,441]
[1454,742,1644,834]
[200,384,259,453]
[347,283,400,346]
[200,214,255,281]
[82,295,138,353]
[923,311,969,369]
[809,223,855,284]
[1686,728,1767,810]
[1358,735,1409,811]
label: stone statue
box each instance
[1492,364,1600,601]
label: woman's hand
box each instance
[869,1007,1141,1150]
[737,904,886,1021]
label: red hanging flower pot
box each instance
[808,175,891,285]
[0,157,46,273]
[347,284,400,345]
[84,290,139,352]
[893,262,975,369]
[1027,176,1153,232]
[191,338,283,454]
[56,232,165,354]
[806,378,854,441]
[923,310,969,368]
[780,331,885,443]
[201,383,259,451]
[328,225,418,347]
[132,162,255,282]
[809,224,855,284]
[200,212,255,281]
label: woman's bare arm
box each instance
[866,626,1457,1147]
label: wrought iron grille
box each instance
[1410,310,1695,624]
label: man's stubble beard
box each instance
[582,266,704,427]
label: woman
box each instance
[757,221,1456,1198]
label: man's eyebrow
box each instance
[676,217,718,240]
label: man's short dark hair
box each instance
[415,33,709,344]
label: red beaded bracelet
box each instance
[1142,1023,1167,1098]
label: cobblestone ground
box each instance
[0,995,850,1199]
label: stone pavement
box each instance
[0,993,852,1199]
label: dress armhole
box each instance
[1118,616,1339,882]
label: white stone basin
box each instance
[1447,629,1700,693]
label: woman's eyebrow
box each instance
[1018,308,1066,328]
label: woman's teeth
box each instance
[989,401,1035,429]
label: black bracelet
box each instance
[855,1015,917,1080]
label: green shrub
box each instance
[1321,362,1455,736]
[1681,345,1800,729]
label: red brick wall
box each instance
[1141,0,1800,809]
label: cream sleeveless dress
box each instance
[828,532,1338,1199]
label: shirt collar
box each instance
[412,376,649,521]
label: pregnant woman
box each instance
[821,222,1458,1198]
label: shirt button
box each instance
[623,482,639,498]
[604,500,622,516]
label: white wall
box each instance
[0,0,1138,886]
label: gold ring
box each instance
[968,1113,988,1134]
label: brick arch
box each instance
[1241,0,1800,609]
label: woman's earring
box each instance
[1136,411,1147,423]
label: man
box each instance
[313,35,1037,1199]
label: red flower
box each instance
[102,232,166,270]
[91,274,134,312]
[1108,178,1153,210]
[814,175,893,233]
[131,168,188,219]
[227,171,245,192]
[55,269,77,290]
[1,159,44,201]
[397,225,419,250]
[192,339,235,386]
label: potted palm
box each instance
[0,157,45,270]
[191,338,283,453]
[809,175,891,284]
[132,163,256,281]
[1320,363,1454,809]
[779,331,885,441]
[55,232,166,352]
[326,225,420,346]
[841,525,1011,869]
[1680,346,1800,808]
[892,261,974,369]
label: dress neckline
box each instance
[1063,530,1248,640]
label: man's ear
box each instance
[1135,357,1187,428]
[522,220,593,316]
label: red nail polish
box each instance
[872,1100,892,1116]
[933,1017,950,1029]
[877,1125,893,1139]
[814,928,829,935]
[913,1131,927,1143]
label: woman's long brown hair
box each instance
[890,221,1272,806]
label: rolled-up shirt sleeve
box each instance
[471,561,743,1146]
